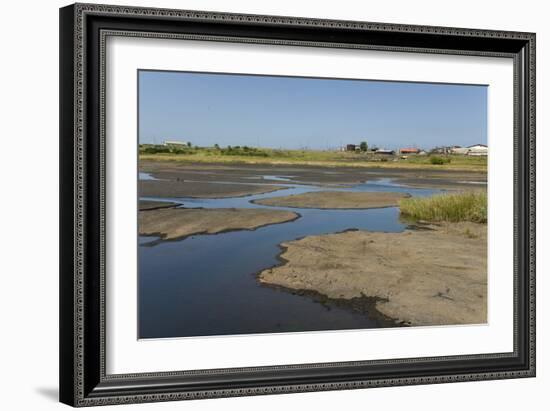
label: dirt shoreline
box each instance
[258,222,487,326]
[139,200,179,211]
[139,207,300,241]
[259,278,402,327]
[140,179,287,199]
[253,191,410,209]
[140,160,487,192]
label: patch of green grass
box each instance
[399,192,487,223]
[403,154,486,168]
[138,145,487,171]
[429,156,451,165]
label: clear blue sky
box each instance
[138,70,487,150]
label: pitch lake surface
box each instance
[139,174,440,338]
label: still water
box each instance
[139,176,440,339]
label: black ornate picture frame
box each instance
[59,3,535,407]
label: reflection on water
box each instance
[139,171,158,181]
[139,177,441,339]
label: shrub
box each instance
[219,146,269,157]
[399,191,487,223]
[429,156,451,165]
[141,145,171,154]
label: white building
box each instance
[451,146,470,155]
[375,148,395,155]
[466,144,488,156]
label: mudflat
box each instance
[139,200,178,211]
[140,160,487,191]
[140,179,285,198]
[253,191,410,209]
[139,207,299,240]
[258,222,487,326]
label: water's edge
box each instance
[138,176,440,339]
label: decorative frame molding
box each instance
[60,3,535,407]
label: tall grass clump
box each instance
[399,191,487,223]
[429,156,451,165]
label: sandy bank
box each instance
[253,191,410,209]
[393,177,487,191]
[139,207,299,240]
[140,180,286,199]
[258,222,486,326]
[140,161,486,190]
[139,200,178,211]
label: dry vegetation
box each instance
[399,192,487,223]
[139,145,487,172]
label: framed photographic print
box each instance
[59,3,536,407]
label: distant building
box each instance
[399,148,420,154]
[164,140,189,147]
[434,144,488,156]
[466,144,488,156]
[451,146,470,155]
[376,149,395,155]
[345,144,357,151]
[431,146,453,155]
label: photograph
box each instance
[137,70,489,339]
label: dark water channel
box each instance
[138,175,440,338]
